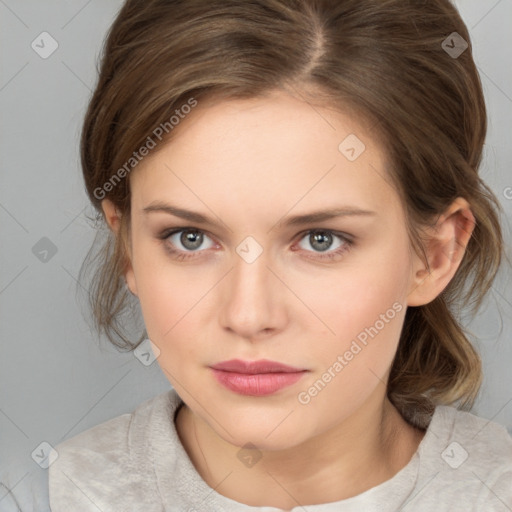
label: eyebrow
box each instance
[142,201,376,227]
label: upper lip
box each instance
[210,359,306,374]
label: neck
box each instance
[175,389,425,509]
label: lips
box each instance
[209,359,308,396]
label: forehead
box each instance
[129,91,399,222]
[160,91,378,159]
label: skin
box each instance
[102,89,475,509]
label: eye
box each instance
[294,230,353,261]
[159,227,216,260]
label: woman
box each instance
[49,0,512,510]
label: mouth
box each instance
[210,358,306,374]
[209,359,309,396]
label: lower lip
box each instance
[210,369,307,396]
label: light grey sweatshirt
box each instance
[49,388,512,511]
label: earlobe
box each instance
[407,198,475,307]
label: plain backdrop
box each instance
[1,1,511,510]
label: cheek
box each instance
[301,243,410,342]
[292,276,408,421]
[294,237,412,390]
[134,262,208,385]
[129,238,200,343]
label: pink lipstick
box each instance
[209,359,308,396]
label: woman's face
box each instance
[123,90,421,450]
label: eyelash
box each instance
[157,227,354,262]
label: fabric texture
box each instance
[49,388,512,511]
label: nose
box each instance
[218,243,287,341]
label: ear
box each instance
[407,197,475,307]
[101,198,121,233]
[101,199,138,297]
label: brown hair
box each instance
[78,0,503,428]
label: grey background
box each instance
[1,1,511,510]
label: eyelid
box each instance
[294,228,354,243]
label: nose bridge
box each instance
[219,236,283,337]
[230,237,272,308]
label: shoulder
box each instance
[49,390,179,511]
[434,405,512,467]
[415,404,512,510]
